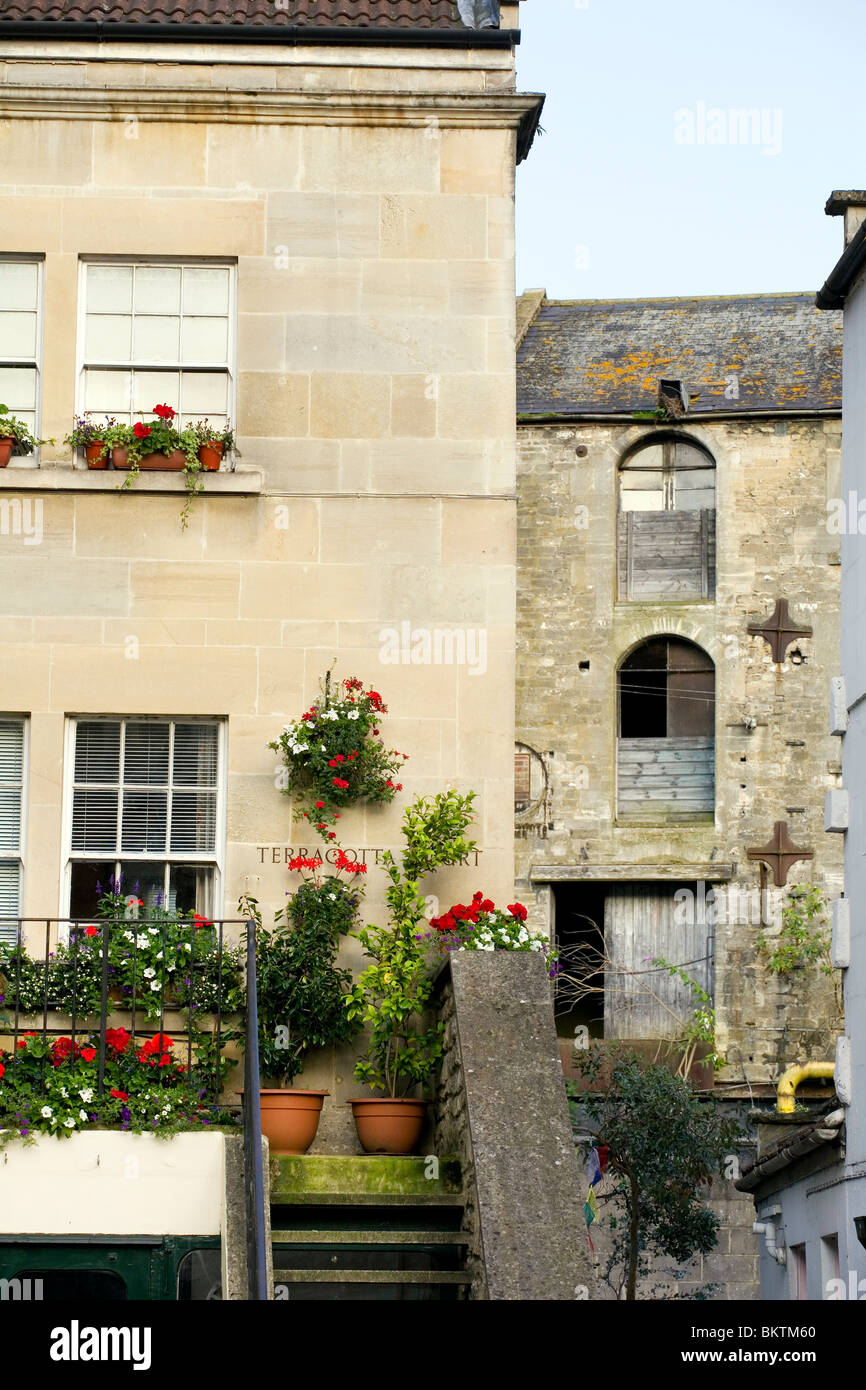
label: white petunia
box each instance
[41,1105,53,1118]
[143,967,156,979]
[64,1118,76,1129]
[305,721,315,730]
[347,710,359,721]
[79,1088,94,1103]
[136,934,149,948]
[79,1109,89,1122]
[329,894,337,901]
[150,981,161,991]
[60,1087,69,1099]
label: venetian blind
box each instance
[0,719,24,943]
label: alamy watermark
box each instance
[379,622,487,676]
[674,881,783,929]
[674,103,783,157]
[0,497,42,546]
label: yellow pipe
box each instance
[777,1062,836,1114]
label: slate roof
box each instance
[517,294,843,417]
[0,0,478,27]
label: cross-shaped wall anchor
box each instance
[747,599,812,664]
[746,821,813,887]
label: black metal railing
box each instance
[0,917,245,1111]
[242,916,269,1301]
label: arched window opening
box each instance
[617,637,715,821]
[618,437,716,600]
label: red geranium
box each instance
[133,422,152,439]
[153,403,176,420]
[110,1089,129,1101]
[332,777,350,790]
[193,913,212,930]
[0,1061,5,1079]
[79,1046,97,1063]
[84,925,99,937]
[50,1036,78,1067]
[105,1028,132,1054]
[508,903,528,922]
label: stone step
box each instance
[273,1269,471,1285]
[271,1229,470,1246]
[269,1153,464,1206]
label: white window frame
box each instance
[0,255,45,464]
[74,256,237,430]
[0,716,29,942]
[61,715,228,920]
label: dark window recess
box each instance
[617,436,716,600]
[617,638,715,821]
[514,752,531,813]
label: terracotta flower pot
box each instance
[254,1089,328,1156]
[84,441,108,470]
[112,446,187,471]
[350,1097,427,1155]
[0,437,14,468]
[197,442,223,472]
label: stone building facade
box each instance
[0,0,539,1129]
[515,291,844,1091]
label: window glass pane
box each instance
[169,863,214,916]
[0,788,22,851]
[0,261,38,312]
[87,264,133,314]
[133,315,180,363]
[124,722,169,785]
[675,468,715,511]
[119,860,166,911]
[134,265,181,315]
[621,447,665,512]
[181,317,228,365]
[84,370,132,416]
[181,373,228,415]
[132,372,179,414]
[0,366,37,411]
[183,266,230,316]
[71,788,119,852]
[173,724,218,787]
[85,314,132,363]
[0,312,37,359]
[171,792,217,853]
[121,791,168,853]
[75,721,120,783]
[69,861,114,920]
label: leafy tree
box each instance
[571,1049,740,1300]
[346,790,477,1097]
[756,883,843,1023]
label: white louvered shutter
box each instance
[0,720,24,942]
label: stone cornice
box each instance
[0,85,544,159]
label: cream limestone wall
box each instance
[0,42,535,1142]
[0,1131,224,1234]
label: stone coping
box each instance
[269,1153,463,1201]
[0,466,263,495]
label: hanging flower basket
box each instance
[269,670,408,827]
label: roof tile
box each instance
[0,0,473,27]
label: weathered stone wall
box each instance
[516,416,843,1084]
[433,951,597,1300]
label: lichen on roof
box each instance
[517,293,842,417]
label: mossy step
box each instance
[269,1154,463,1203]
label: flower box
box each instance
[112,446,187,472]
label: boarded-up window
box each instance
[514,751,531,813]
[618,437,716,599]
[604,883,713,1040]
[617,638,714,821]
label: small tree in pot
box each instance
[346,790,477,1154]
[240,849,365,1154]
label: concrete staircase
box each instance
[268,1155,471,1301]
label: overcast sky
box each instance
[515,0,866,300]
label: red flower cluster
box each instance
[193,913,212,930]
[0,1061,4,1079]
[368,691,385,712]
[343,677,364,692]
[332,777,350,790]
[507,903,528,922]
[133,422,152,439]
[105,1028,132,1054]
[153,404,176,420]
[335,849,367,875]
[287,855,324,872]
[430,891,495,934]
[109,1089,129,1102]
[138,1033,174,1067]
[84,925,99,937]
[384,780,403,791]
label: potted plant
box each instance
[346,790,477,1154]
[191,419,234,473]
[0,404,45,466]
[269,669,408,827]
[239,848,365,1155]
[64,415,125,470]
[112,404,208,529]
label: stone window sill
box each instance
[0,464,263,495]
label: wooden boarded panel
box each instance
[617,736,714,817]
[617,509,716,600]
[604,882,713,1040]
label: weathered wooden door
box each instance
[603,883,712,1040]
